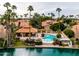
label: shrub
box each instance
[53,39,61,45]
[15,38,20,42]
[0,38,4,47]
[64,29,74,38]
[76,41,79,48]
[70,38,75,42]
[25,39,35,45]
[76,41,79,45]
[35,39,42,45]
[0,38,4,40]
[56,33,61,38]
[62,43,68,46]
[63,18,72,24]
[50,22,66,31]
[76,38,79,41]
[70,22,77,26]
[25,39,29,43]
[70,38,75,45]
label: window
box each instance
[17,33,21,37]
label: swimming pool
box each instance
[43,34,57,43]
[0,48,79,56]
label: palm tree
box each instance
[4,2,11,10]
[51,13,55,18]
[24,13,28,18]
[3,2,12,47]
[0,15,3,24]
[11,12,17,20]
[11,5,17,20]
[12,5,17,11]
[56,8,62,18]
[56,8,62,33]
[27,5,34,40]
[3,2,17,47]
[16,15,18,19]
[42,13,45,17]
[60,15,65,20]
[69,15,74,18]
[48,12,55,19]
[11,5,17,46]
[27,5,34,19]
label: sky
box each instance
[0,2,79,17]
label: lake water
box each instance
[0,48,79,56]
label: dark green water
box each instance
[0,48,79,56]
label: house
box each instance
[42,20,53,27]
[15,20,38,40]
[72,24,79,38]
[15,20,31,27]
[16,27,38,40]
[42,20,54,33]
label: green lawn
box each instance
[14,40,26,47]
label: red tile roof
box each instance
[15,20,32,27]
[16,27,37,33]
[72,24,79,38]
[42,20,53,26]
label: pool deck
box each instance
[15,45,79,50]
[0,44,79,50]
[11,45,79,50]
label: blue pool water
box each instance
[0,48,79,56]
[43,34,57,42]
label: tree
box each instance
[56,33,61,38]
[35,39,42,45]
[12,5,17,11]
[42,13,45,17]
[3,2,17,47]
[27,5,34,40]
[11,12,17,20]
[56,8,62,18]
[11,5,17,20]
[50,22,66,31]
[30,13,42,29]
[60,15,65,20]
[24,13,28,18]
[69,15,74,18]
[63,18,72,27]
[4,2,11,10]
[16,15,18,19]
[64,29,74,38]
[40,16,52,21]
[27,5,34,19]
[51,13,55,18]
[48,12,55,19]
[3,2,12,47]
[12,5,17,9]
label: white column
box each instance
[21,33,24,37]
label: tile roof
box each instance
[72,24,79,38]
[15,20,32,27]
[16,27,37,33]
[42,20,53,26]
